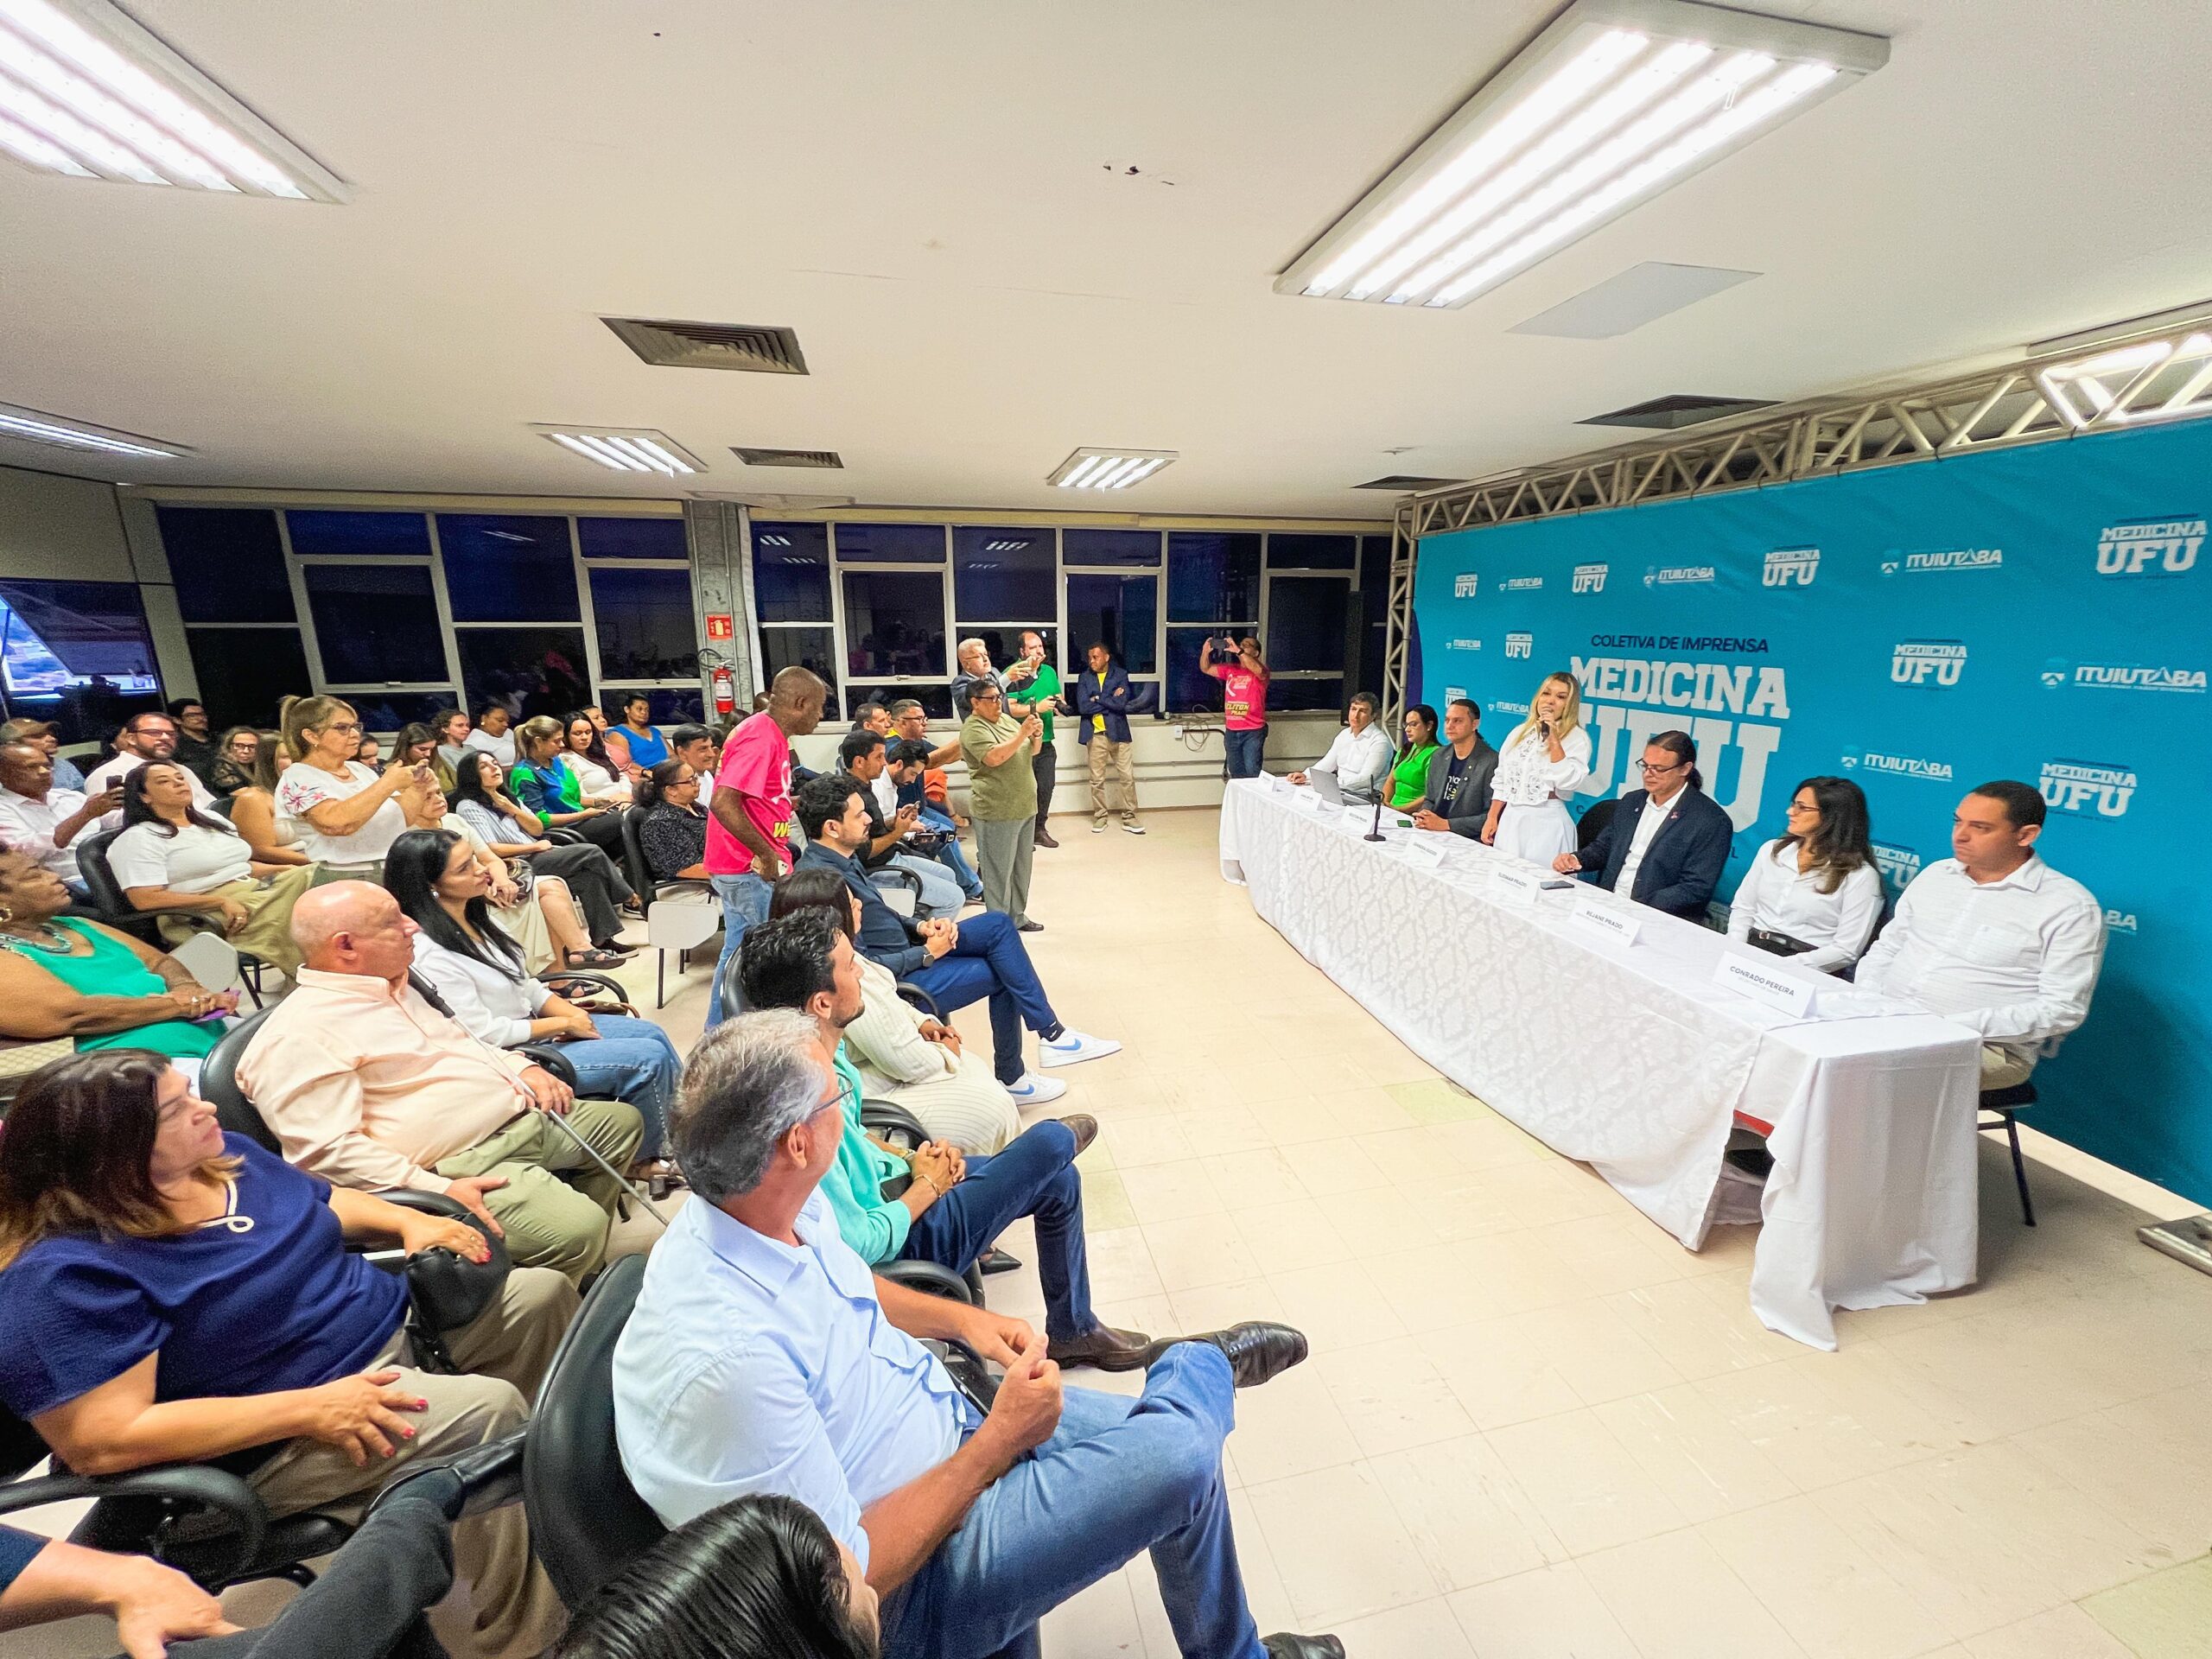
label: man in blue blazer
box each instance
[1553,730,1734,920]
[1072,642,1156,833]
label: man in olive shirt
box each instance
[1003,630,1066,849]
[960,680,1043,932]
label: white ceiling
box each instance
[3,0,2209,516]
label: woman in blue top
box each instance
[0,1050,576,1659]
[609,690,669,771]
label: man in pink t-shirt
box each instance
[708,666,827,1022]
[1201,633,1271,780]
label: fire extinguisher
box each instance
[710,663,736,717]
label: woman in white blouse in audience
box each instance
[399,782,594,976]
[1726,775,1886,973]
[767,866,1039,1153]
[559,713,632,805]
[108,762,316,976]
[271,696,424,880]
[1481,671,1592,863]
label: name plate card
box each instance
[1569,895,1643,948]
[1715,950,1818,1017]
[1490,862,1542,906]
[1405,834,1451,868]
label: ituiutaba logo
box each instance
[1891,640,1967,686]
[1504,632,1533,659]
[1572,563,1609,594]
[1570,651,1789,830]
[2044,658,2207,693]
[1643,564,1716,588]
[1871,842,1922,896]
[1498,575,1542,592]
[2096,517,2202,577]
[1446,637,1483,651]
[2041,759,2136,818]
[1453,573,1480,599]
[1881,547,2003,576]
[1763,546,1820,588]
[1857,752,1953,780]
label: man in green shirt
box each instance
[960,680,1043,932]
[1002,630,1065,849]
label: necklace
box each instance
[0,920,79,956]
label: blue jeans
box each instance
[553,1014,682,1161]
[881,853,963,920]
[899,1119,1093,1342]
[1224,726,1267,779]
[906,910,1061,1085]
[707,870,772,1026]
[926,831,984,900]
[881,1344,1261,1659]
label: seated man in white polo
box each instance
[1853,779,2106,1088]
[1287,690,1391,799]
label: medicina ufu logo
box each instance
[1763,546,1820,588]
[1572,563,1608,594]
[1453,572,1480,599]
[2040,759,2137,818]
[2095,516,2202,577]
[1891,640,1967,686]
[1504,632,1533,658]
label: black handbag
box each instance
[403,1210,510,1371]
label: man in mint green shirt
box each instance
[1004,631,1065,849]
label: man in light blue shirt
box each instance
[612,1009,1338,1659]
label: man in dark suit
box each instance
[1554,730,1732,919]
[1413,696,1497,838]
[1072,642,1155,833]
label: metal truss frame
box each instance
[1379,308,2212,728]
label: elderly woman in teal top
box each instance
[0,849,237,1061]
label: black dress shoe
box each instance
[1052,1324,1156,1370]
[1262,1635,1344,1659]
[1034,827,1060,849]
[1017,918,1044,933]
[1124,1322,1311,1388]
[977,1248,1023,1274]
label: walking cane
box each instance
[533,1102,674,1229]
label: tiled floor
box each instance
[14,806,2212,1657]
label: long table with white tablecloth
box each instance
[1218,776,1984,1349]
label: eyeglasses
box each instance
[326,721,362,735]
[1636,759,1687,774]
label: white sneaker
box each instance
[1005,1071,1069,1106]
[1122,820,1146,835]
[1037,1029,1122,1069]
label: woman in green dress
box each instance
[1386,702,1441,810]
[0,848,238,1064]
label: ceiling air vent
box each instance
[602,317,810,375]
[732,448,843,468]
[1355,474,1461,490]
[1579,394,1775,430]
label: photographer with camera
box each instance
[1201,633,1271,779]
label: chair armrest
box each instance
[879,1259,974,1303]
[873,865,922,896]
[535,969,627,1001]
[861,1100,930,1150]
[893,982,944,1020]
[543,829,585,846]
[517,1045,579,1087]
[367,1429,525,1524]
[1,1464,270,1587]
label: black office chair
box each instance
[1574,797,1620,852]
[1980,1079,2038,1226]
[76,827,270,1004]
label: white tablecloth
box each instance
[1219,778,1982,1349]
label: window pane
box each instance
[577,517,685,561]
[343,690,461,732]
[834,524,944,563]
[752,523,832,622]
[590,566,696,680]
[188,626,310,731]
[964,626,1051,670]
[301,564,448,683]
[1065,574,1158,674]
[760,627,840,706]
[1166,532,1261,623]
[601,685,705,726]
[1266,575,1351,672]
[1360,534,1393,586]
[841,571,946,677]
[0,580,162,742]
[156,507,293,622]
[1166,627,1246,715]
[1268,677,1347,714]
[952,527,1053,620]
[847,682,951,721]
[1267,533,1357,570]
[286,510,431,558]
[437,515,580,623]
[1062,528,1161,567]
[454,626,592,721]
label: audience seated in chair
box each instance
[0,717,86,791]
[633,759,710,881]
[84,712,217,815]
[0,1050,573,1659]
[560,712,633,806]
[836,728,964,920]
[401,781,594,976]
[386,829,682,1179]
[510,717,630,863]
[450,751,637,969]
[0,739,116,902]
[111,760,316,977]
[236,881,643,1283]
[610,1009,1333,1659]
[271,697,421,882]
[793,772,1116,1107]
[769,868,1032,1151]
[886,738,984,901]
[0,849,237,1067]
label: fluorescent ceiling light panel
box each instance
[532,424,704,478]
[1279,0,1883,309]
[2038,332,2212,429]
[1048,448,1178,490]
[0,0,346,199]
[0,399,185,457]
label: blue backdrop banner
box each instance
[1411,416,2209,1203]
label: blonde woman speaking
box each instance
[1481,671,1592,864]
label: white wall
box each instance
[0,465,136,581]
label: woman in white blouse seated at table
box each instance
[270,696,424,880]
[1481,670,1592,863]
[1726,775,1885,973]
[108,762,317,976]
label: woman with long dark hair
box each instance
[1726,775,1885,971]
[450,751,636,968]
[510,716,628,861]
[550,1494,877,1659]
[558,711,631,804]
[0,1049,573,1659]
[110,760,316,976]
[1385,702,1441,810]
[385,830,679,1170]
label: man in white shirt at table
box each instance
[1288,690,1390,799]
[1853,779,2105,1089]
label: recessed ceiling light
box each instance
[532,424,703,478]
[0,0,346,200]
[1047,448,1178,490]
[0,399,185,457]
[1279,0,1883,309]
[982,538,1031,552]
[758,533,792,548]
